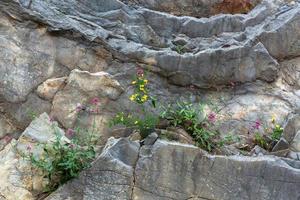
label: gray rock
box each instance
[283,115,300,143]
[172,36,188,46]
[251,145,268,155]
[291,130,300,152]
[143,132,158,145]
[6,93,52,129]
[272,138,289,152]
[288,151,300,160]
[48,138,300,200]
[0,113,68,200]
[46,137,140,200]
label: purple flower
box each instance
[3,135,12,143]
[26,144,33,152]
[136,67,144,77]
[208,112,217,123]
[66,128,75,138]
[49,116,54,123]
[253,120,261,130]
[76,103,85,112]
[90,97,100,106]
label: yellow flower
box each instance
[141,95,148,102]
[129,94,138,101]
[131,81,137,85]
[134,121,139,125]
[144,79,148,84]
[275,124,281,129]
[271,115,276,123]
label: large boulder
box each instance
[47,138,300,200]
[46,137,140,200]
[0,113,66,200]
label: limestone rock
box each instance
[48,138,300,200]
[0,113,66,200]
[6,93,52,129]
[291,130,300,152]
[37,77,67,100]
[272,138,289,152]
[0,115,16,139]
[46,138,140,200]
[52,69,123,132]
[283,115,300,143]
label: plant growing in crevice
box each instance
[251,116,284,151]
[160,101,222,151]
[110,67,159,139]
[23,124,95,192]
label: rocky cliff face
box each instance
[0,0,299,199]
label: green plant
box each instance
[110,112,159,139]
[271,124,283,141]
[25,125,95,191]
[110,68,158,138]
[253,133,268,149]
[174,45,185,54]
[160,101,220,151]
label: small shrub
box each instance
[160,101,220,151]
[25,125,95,191]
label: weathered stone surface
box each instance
[36,77,67,100]
[48,138,300,200]
[158,127,195,145]
[51,69,124,142]
[1,0,298,88]
[0,113,66,200]
[6,93,52,129]
[272,138,289,152]
[46,138,140,200]
[291,130,300,152]
[0,114,16,139]
[283,115,300,143]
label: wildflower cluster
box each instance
[251,115,284,150]
[23,123,95,191]
[110,67,159,139]
[160,101,222,151]
[129,68,150,104]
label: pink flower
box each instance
[3,135,12,143]
[136,67,144,77]
[253,120,261,130]
[26,144,33,152]
[69,143,75,149]
[76,103,85,112]
[90,97,100,106]
[208,112,217,123]
[49,116,54,123]
[66,128,75,138]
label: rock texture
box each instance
[0,113,67,200]
[0,0,298,141]
[47,137,300,200]
[0,0,299,198]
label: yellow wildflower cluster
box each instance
[129,75,150,104]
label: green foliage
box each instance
[252,117,284,150]
[271,125,283,142]
[111,68,159,139]
[25,126,95,191]
[110,112,159,139]
[160,101,220,152]
[253,133,268,150]
[174,45,185,54]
